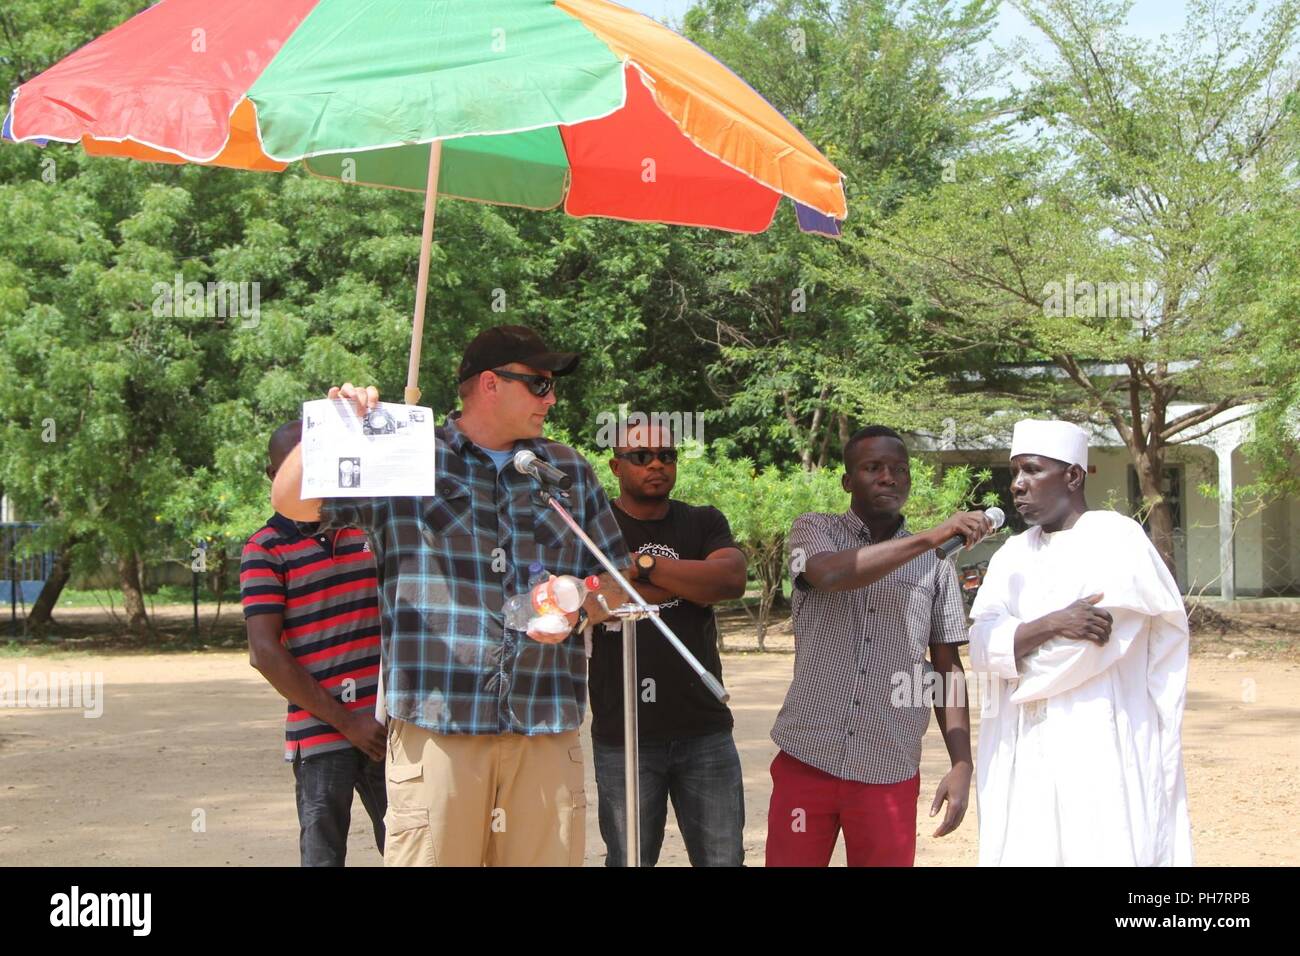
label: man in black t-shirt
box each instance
[589,420,748,866]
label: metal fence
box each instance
[1,522,51,604]
[1,522,52,636]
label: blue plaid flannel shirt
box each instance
[318,412,628,736]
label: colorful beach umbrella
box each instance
[4,0,848,401]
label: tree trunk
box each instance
[117,551,150,636]
[753,542,786,652]
[770,577,789,610]
[780,388,815,472]
[756,580,774,652]
[26,539,79,633]
[1133,444,1177,575]
[205,546,229,638]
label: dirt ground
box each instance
[2,604,1297,866]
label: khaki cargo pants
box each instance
[383,718,587,867]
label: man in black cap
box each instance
[271,325,629,866]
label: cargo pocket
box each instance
[386,759,424,809]
[383,806,436,867]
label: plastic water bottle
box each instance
[505,570,600,638]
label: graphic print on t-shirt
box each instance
[590,499,739,743]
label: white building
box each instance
[922,404,1298,599]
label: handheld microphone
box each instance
[935,506,1005,559]
[513,449,573,490]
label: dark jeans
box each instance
[292,746,387,867]
[592,729,745,867]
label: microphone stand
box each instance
[532,483,729,868]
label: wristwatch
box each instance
[635,553,656,584]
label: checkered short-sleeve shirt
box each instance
[770,509,968,784]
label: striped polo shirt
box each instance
[240,514,381,760]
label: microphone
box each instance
[513,449,573,490]
[935,506,1005,559]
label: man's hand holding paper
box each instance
[300,384,437,498]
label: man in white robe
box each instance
[968,420,1193,866]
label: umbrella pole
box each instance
[404,140,443,405]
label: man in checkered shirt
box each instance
[270,326,628,867]
[765,425,995,866]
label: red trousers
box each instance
[765,750,919,867]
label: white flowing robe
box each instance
[968,510,1193,866]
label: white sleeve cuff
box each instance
[971,614,1021,680]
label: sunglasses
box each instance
[490,368,555,397]
[615,449,678,466]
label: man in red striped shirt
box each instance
[240,420,387,867]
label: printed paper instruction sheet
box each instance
[300,399,436,497]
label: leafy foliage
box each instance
[3,0,1297,634]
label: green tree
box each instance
[0,0,1012,636]
[864,0,1300,569]
[0,0,157,631]
[674,0,1001,468]
[1212,172,1300,500]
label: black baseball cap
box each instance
[457,325,580,383]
